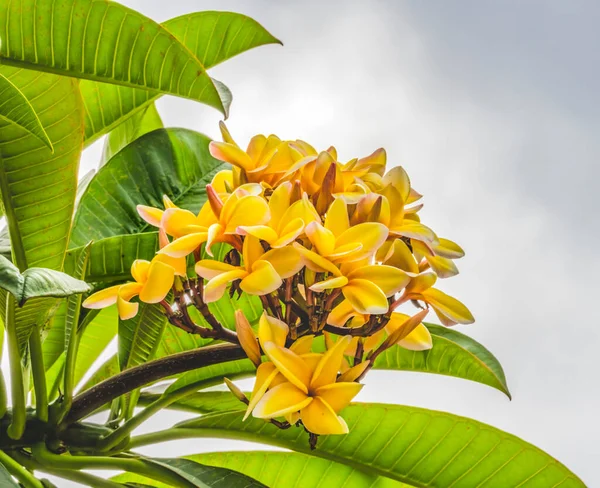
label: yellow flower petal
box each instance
[290,335,314,355]
[383,166,411,202]
[315,382,363,413]
[203,269,248,303]
[205,223,224,257]
[324,198,350,237]
[261,246,304,279]
[244,362,279,420]
[434,238,465,259]
[310,335,351,390]
[335,222,389,261]
[305,222,336,257]
[378,239,419,274]
[235,310,261,367]
[253,382,312,419]
[195,260,238,280]
[337,361,370,382]
[237,225,279,245]
[293,242,341,276]
[263,342,311,393]
[421,288,475,325]
[347,265,411,297]
[209,141,254,171]
[407,272,437,294]
[210,169,234,193]
[384,309,429,348]
[398,323,433,351]
[136,205,163,228]
[300,397,348,435]
[309,276,349,293]
[342,279,389,315]
[224,195,271,234]
[117,295,139,320]
[242,235,265,271]
[327,299,361,326]
[130,260,151,284]
[391,221,437,244]
[273,218,304,247]
[82,285,121,309]
[258,313,289,348]
[161,208,199,238]
[426,254,459,279]
[159,233,207,258]
[268,182,292,229]
[154,254,187,277]
[139,261,175,303]
[240,261,283,296]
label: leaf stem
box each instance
[5,295,26,439]
[28,330,48,422]
[0,449,44,488]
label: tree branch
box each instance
[65,343,246,425]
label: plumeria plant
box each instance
[0,0,584,487]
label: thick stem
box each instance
[65,343,246,425]
[6,295,26,439]
[29,331,48,423]
[31,444,192,488]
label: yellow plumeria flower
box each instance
[158,185,270,258]
[293,198,389,274]
[82,257,178,320]
[237,182,320,248]
[136,195,177,228]
[311,261,411,315]
[412,237,465,279]
[209,123,308,187]
[252,334,361,435]
[195,235,304,303]
[404,272,474,326]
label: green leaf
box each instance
[46,307,118,399]
[82,11,281,145]
[0,72,52,150]
[0,66,84,350]
[0,255,90,307]
[119,303,167,372]
[0,0,225,114]
[191,452,405,488]
[138,390,245,415]
[71,128,225,247]
[113,457,267,488]
[101,102,163,166]
[167,325,508,397]
[373,323,510,398]
[173,404,585,488]
[65,233,159,283]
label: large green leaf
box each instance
[119,303,167,371]
[71,128,225,247]
[166,325,508,397]
[78,352,119,392]
[192,452,404,488]
[101,102,163,166]
[45,307,118,398]
[0,255,90,306]
[82,11,281,145]
[374,323,510,398]
[169,404,584,488]
[0,0,225,114]
[0,66,83,350]
[0,72,51,149]
[138,390,245,415]
[112,457,267,487]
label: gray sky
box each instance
[70,1,599,485]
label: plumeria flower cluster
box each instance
[83,122,474,444]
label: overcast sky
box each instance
[69,1,599,485]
